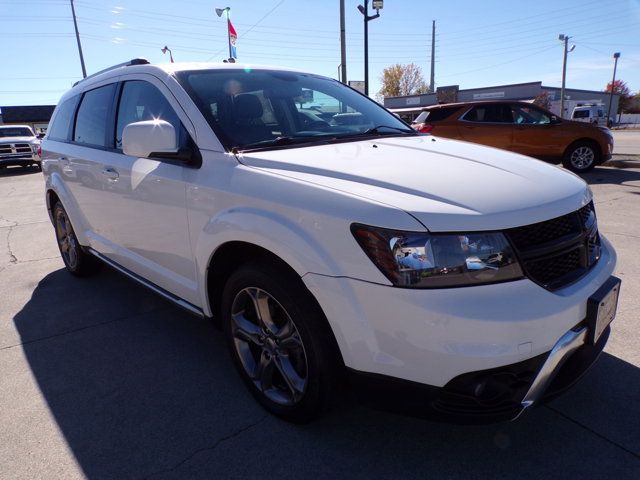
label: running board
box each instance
[88,248,205,318]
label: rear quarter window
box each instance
[48,96,79,141]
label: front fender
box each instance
[193,207,348,316]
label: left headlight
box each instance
[351,223,523,288]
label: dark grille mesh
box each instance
[505,202,599,290]
[507,211,580,250]
[525,248,582,286]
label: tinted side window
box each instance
[463,104,512,123]
[423,107,460,122]
[512,105,551,125]
[48,96,79,141]
[115,81,181,149]
[74,84,116,147]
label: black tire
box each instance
[52,202,99,276]
[562,141,600,173]
[221,260,340,423]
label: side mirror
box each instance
[123,120,177,158]
[550,115,561,124]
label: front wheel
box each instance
[562,141,600,173]
[221,261,340,423]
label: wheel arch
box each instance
[563,137,602,160]
[205,240,345,368]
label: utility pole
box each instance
[429,20,435,93]
[357,0,381,96]
[340,0,347,84]
[558,34,574,119]
[70,0,87,78]
[607,52,621,125]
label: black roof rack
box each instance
[73,58,150,87]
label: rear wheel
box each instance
[562,141,600,173]
[53,202,99,276]
[221,261,340,423]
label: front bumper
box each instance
[0,153,40,167]
[349,324,609,424]
[303,235,617,422]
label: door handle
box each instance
[101,167,119,180]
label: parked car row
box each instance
[410,101,614,173]
[41,60,619,424]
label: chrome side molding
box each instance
[88,248,205,318]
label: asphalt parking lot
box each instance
[1,160,639,480]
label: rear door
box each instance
[71,76,199,304]
[458,103,514,150]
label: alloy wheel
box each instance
[55,208,79,270]
[570,146,595,170]
[230,287,308,406]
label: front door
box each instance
[510,104,564,159]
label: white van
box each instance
[572,104,611,127]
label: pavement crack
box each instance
[140,416,269,479]
[6,224,18,263]
[544,405,640,460]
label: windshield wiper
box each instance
[233,135,334,152]
[362,125,417,135]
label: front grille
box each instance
[14,143,31,153]
[0,143,33,155]
[505,202,600,290]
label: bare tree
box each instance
[378,63,431,99]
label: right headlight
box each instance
[351,223,523,288]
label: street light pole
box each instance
[607,52,621,125]
[161,46,174,63]
[357,0,381,96]
[339,0,347,84]
[559,34,569,119]
[70,0,87,78]
[558,34,575,119]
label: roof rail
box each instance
[73,58,150,87]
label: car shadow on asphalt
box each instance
[0,165,41,177]
[583,164,640,187]
[12,268,640,479]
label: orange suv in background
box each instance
[410,101,614,173]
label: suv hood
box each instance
[0,136,37,144]
[238,135,590,231]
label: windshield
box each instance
[176,69,414,151]
[0,127,33,138]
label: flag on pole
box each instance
[228,20,238,59]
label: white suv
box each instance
[42,59,620,424]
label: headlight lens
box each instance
[351,224,523,288]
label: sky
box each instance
[1,0,639,106]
